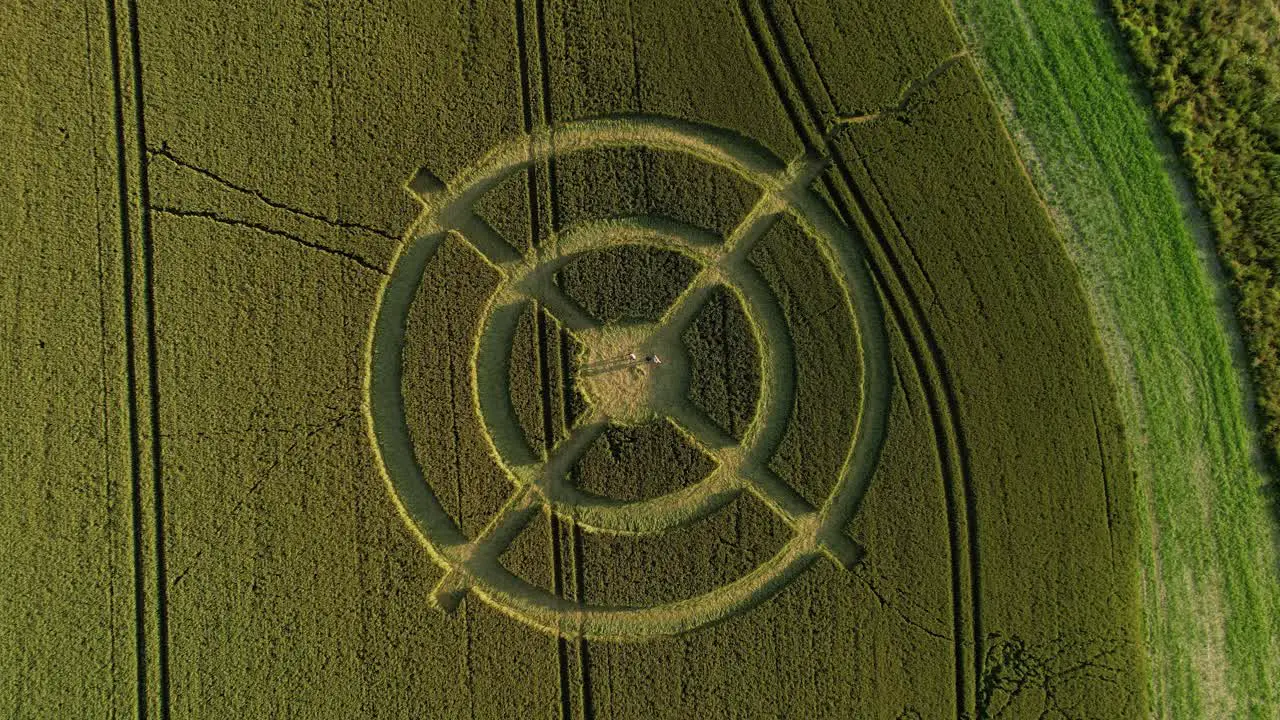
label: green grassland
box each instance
[954,1,1280,716]
[4,0,1149,717]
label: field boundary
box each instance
[953,0,1279,713]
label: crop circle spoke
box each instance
[666,398,816,538]
[523,280,599,333]
[428,484,541,612]
[517,412,609,497]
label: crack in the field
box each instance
[159,424,348,439]
[151,205,388,275]
[892,360,914,417]
[826,50,969,133]
[169,408,358,588]
[978,633,1129,719]
[148,144,398,241]
[852,565,952,641]
[1090,404,1117,565]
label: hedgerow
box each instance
[1113,0,1280,463]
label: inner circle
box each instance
[574,323,668,427]
[476,217,791,535]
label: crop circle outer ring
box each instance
[363,116,891,640]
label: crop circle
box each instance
[363,116,890,640]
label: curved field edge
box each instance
[952,1,1280,716]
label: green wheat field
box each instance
[5,0,1276,718]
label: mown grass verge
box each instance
[953,1,1280,715]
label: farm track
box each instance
[104,0,172,713]
[738,1,981,716]
[103,0,148,712]
[536,0,597,704]
[83,0,125,707]
[514,0,594,713]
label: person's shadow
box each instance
[578,354,648,377]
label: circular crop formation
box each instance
[363,116,891,640]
